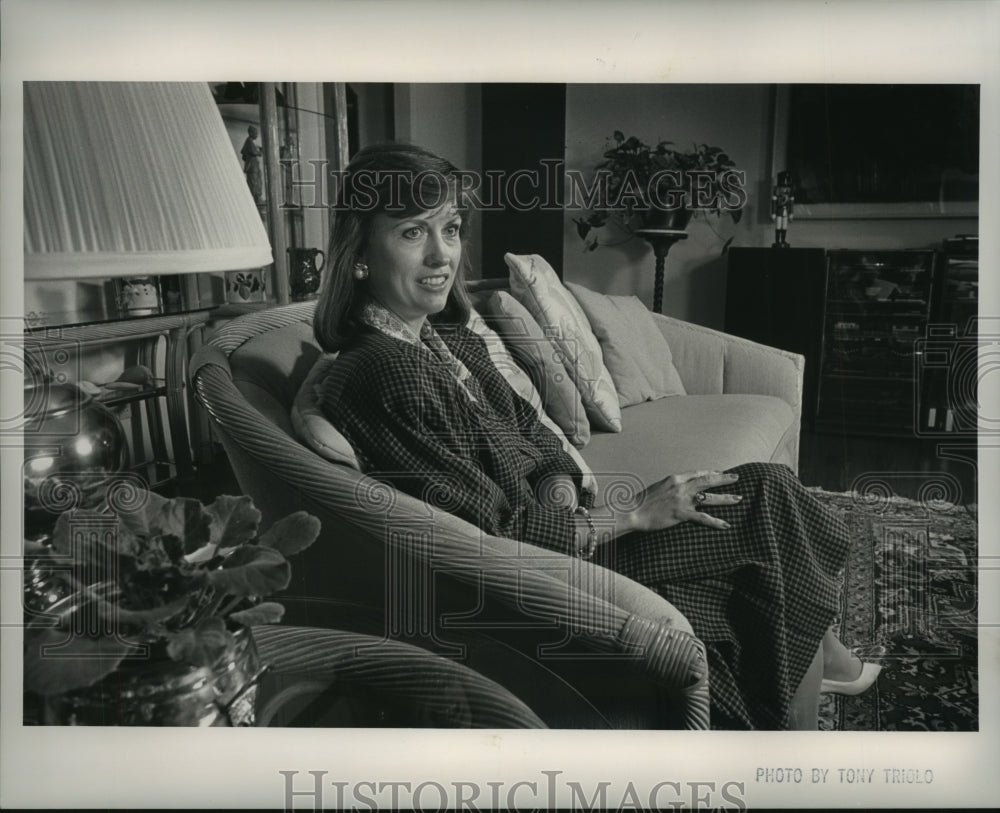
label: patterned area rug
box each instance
[810,488,979,731]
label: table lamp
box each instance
[22,82,273,537]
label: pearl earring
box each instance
[353,262,369,281]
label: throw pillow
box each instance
[566,281,687,406]
[504,252,623,433]
[466,304,597,494]
[290,354,360,469]
[466,306,548,428]
[478,292,591,449]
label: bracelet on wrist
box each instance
[574,505,598,560]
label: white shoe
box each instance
[820,662,882,696]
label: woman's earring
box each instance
[353,262,369,281]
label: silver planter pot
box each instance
[38,628,264,727]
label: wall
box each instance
[562,84,978,329]
[393,83,483,277]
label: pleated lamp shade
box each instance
[24,82,272,280]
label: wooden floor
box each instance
[798,428,978,505]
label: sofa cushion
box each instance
[504,252,623,433]
[481,291,590,448]
[291,354,361,469]
[228,319,320,411]
[467,305,597,494]
[566,282,687,406]
[228,319,320,437]
[581,394,797,497]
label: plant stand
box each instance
[635,229,689,313]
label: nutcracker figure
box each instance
[770,170,794,248]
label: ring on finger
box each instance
[693,491,707,505]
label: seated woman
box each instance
[313,141,880,730]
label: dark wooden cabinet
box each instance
[728,243,975,437]
[724,247,826,425]
[919,236,979,435]
[816,249,937,435]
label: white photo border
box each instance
[2,0,998,809]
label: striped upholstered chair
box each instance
[191,300,710,729]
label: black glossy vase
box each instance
[288,247,325,301]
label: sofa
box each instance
[190,264,803,729]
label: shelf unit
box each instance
[815,249,937,435]
[25,310,212,490]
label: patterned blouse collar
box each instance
[359,299,479,402]
[359,299,426,346]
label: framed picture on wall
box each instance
[771,84,980,219]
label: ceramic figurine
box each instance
[117,277,160,316]
[241,124,264,205]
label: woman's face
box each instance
[362,200,463,332]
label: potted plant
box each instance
[23,489,320,725]
[573,131,744,251]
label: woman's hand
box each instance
[625,470,742,533]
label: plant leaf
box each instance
[208,545,291,596]
[230,601,285,626]
[100,590,194,627]
[24,626,134,695]
[117,489,170,540]
[613,130,624,143]
[257,511,320,557]
[166,617,232,667]
[205,495,261,550]
[150,497,211,557]
[50,509,115,562]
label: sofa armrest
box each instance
[652,314,804,472]
[253,625,548,727]
[652,313,803,407]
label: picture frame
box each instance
[770,84,980,219]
